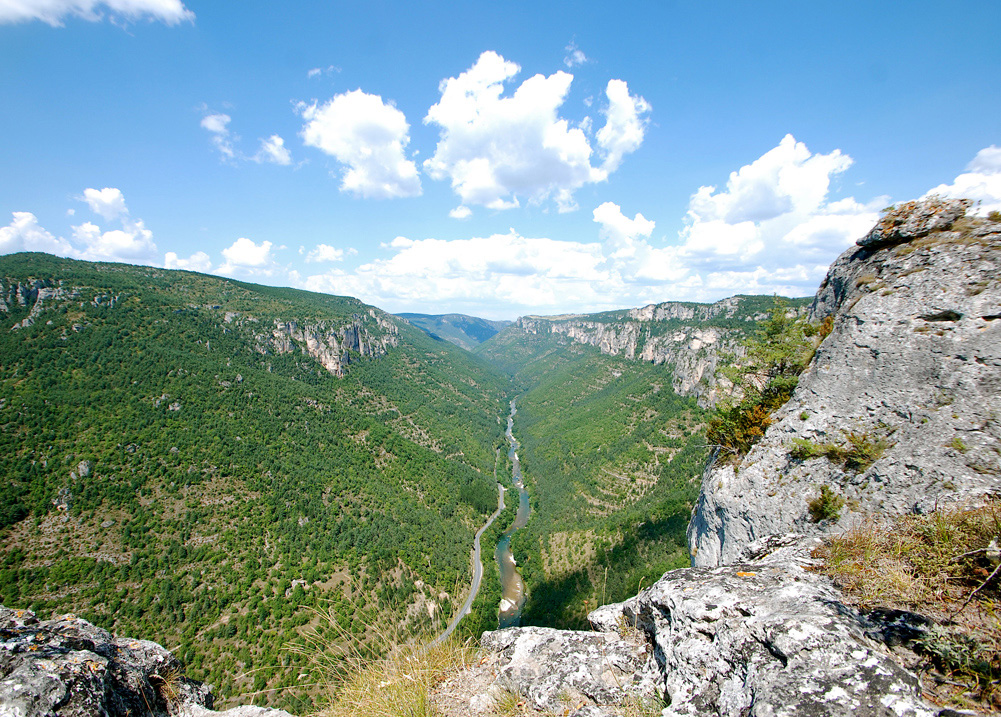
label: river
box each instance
[496,398,531,628]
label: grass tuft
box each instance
[815,502,1001,709]
[289,606,479,717]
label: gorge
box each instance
[1,199,1000,716]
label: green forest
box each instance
[0,251,814,712]
[0,253,508,711]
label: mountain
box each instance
[472,294,810,628]
[396,312,512,351]
[0,252,509,710]
[432,198,1001,716]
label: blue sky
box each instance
[1,0,999,319]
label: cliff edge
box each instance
[689,198,1001,567]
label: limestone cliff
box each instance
[438,199,995,717]
[516,295,803,407]
[688,199,1001,567]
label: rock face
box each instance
[0,606,290,717]
[476,626,656,714]
[258,309,399,377]
[588,534,936,717]
[517,296,794,407]
[689,203,1001,567]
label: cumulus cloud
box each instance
[300,132,883,317]
[70,186,160,263]
[304,230,612,317]
[422,51,649,213]
[165,250,212,272]
[254,134,292,165]
[563,41,587,68]
[658,135,882,299]
[303,243,350,263]
[449,205,472,220]
[0,0,193,26]
[82,187,127,220]
[298,89,422,199]
[596,80,651,175]
[923,144,1001,215]
[0,212,76,255]
[216,237,281,278]
[201,113,235,161]
[72,218,158,263]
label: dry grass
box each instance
[289,605,479,717]
[815,502,1001,709]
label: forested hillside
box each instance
[396,313,512,351]
[474,296,810,628]
[0,253,508,710]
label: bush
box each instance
[807,485,844,522]
[788,429,891,473]
[707,299,818,461]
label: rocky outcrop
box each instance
[0,606,291,717]
[437,625,657,716]
[258,310,399,377]
[588,534,937,716]
[517,296,783,407]
[688,200,1001,567]
[443,535,938,716]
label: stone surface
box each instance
[857,197,971,249]
[471,626,657,715]
[516,296,792,407]
[689,205,1001,567]
[0,606,289,717]
[588,534,938,717]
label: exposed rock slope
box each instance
[689,200,1001,567]
[514,296,807,407]
[0,606,289,717]
[441,535,938,716]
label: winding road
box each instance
[430,478,506,646]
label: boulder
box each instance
[0,606,291,717]
[588,534,938,717]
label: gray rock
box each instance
[689,204,1001,567]
[478,625,657,714]
[857,197,971,248]
[0,606,289,717]
[588,535,937,717]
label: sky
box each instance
[1,1,1000,320]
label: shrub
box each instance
[808,485,844,522]
[988,210,1001,222]
[707,299,818,461]
[788,429,891,473]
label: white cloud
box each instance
[164,250,212,272]
[82,187,127,220]
[595,80,650,175]
[304,230,611,318]
[298,89,422,199]
[563,41,587,68]
[923,144,1001,215]
[72,218,158,263]
[307,68,322,79]
[216,237,281,278]
[304,243,348,263]
[0,0,193,26]
[307,65,340,79]
[0,212,75,256]
[449,205,472,220]
[255,134,292,165]
[201,112,235,161]
[422,51,649,212]
[300,132,883,317]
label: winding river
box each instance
[496,398,531,628]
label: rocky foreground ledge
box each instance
[0,606,289,717]
[434,534,946,717]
